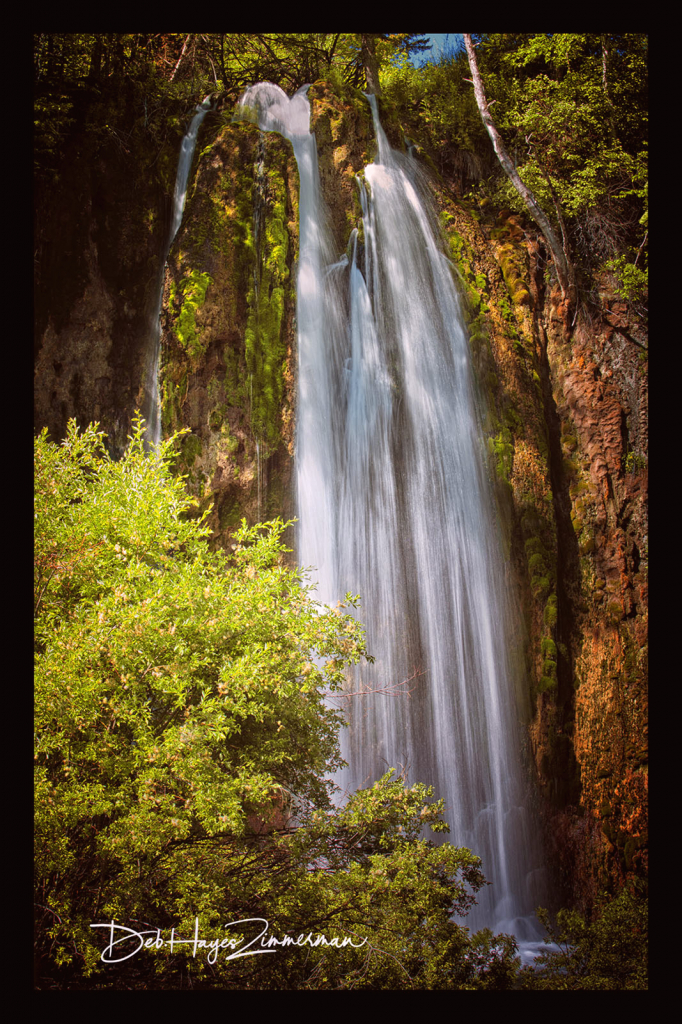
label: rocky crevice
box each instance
[34,81,189,456]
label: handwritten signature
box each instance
[91,918,367,965]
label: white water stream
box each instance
[143,95,212,449]
[237,83,547,941]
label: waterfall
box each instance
[143,95,212,450]
[237,83,547,943]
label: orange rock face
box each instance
[540,292,648,908]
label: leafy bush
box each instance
[518,885,648,989]
[606,254,648,303]
[34,418,519,989]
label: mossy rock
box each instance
[488,428,514,483]
[543,594,558,627]
[563,456,578,479]
[542,658,557,679]
[181,433,202,467]
[528,552,546,574]
[541,637,557,658]
[218,494,243,531]
[525,536,544,557]
[606,600,623,625]
[503,405,523,433]
[172,270,213,361]
[570,478,592,499]
[209,408,224,431]
[537,675,558,694]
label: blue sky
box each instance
[416,34,464,65]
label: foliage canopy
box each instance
[34,418,521,989]
[34,32,647,310]
[381,33,647,308]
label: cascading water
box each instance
[237,84,345,581]
[237,83,547,944]
[143,95,212,449]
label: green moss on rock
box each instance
[541,637,557,659]
[489,428,514,483]
[173,270,212,360]
[244,165,290,449]
[543,593,558,627]
[181,432,202,467]
[537,675,558,694]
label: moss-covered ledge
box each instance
[159,119,298,549]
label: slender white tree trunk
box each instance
[170,34,191,83]
[464,34,573,301]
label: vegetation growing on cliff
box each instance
[34,31,647,308]
[171,270,213,361]
[33,420,648,990]
[381,33,648,316]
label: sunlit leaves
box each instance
[34,418,370,972]
[34,418,523,989]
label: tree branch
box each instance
[325,667,424,703]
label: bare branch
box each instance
[325,666,424,704]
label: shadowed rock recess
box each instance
[34,78,647,916]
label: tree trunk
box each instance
[170,34,191,83]
[361,34,382,97]
[88,34,103,82]
[463,34,573,302]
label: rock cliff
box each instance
[435,194,647,907]
[33,80,647,914]
[34,80,190,456]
